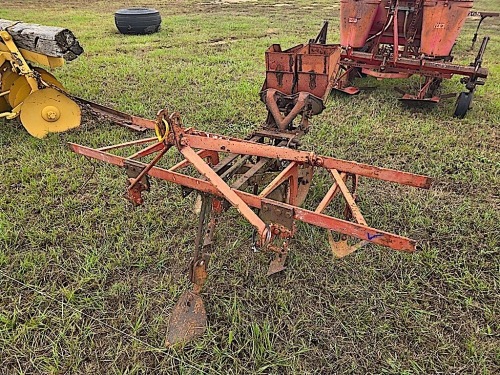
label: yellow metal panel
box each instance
[20,49,65,68]
[0,42,65,68]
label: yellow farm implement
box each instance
[0,27,81,138]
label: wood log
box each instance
[0,19,83,61]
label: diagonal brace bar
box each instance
[315,172,346,213]
[331,169,366,226]
[179,145,267,237]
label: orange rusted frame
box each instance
[331,169,366,226]
[129,141,165,159]
[169,150,219,171]
[68,143,421,252]
[342,51,488,79]
[181,132,432,189]
[259,161,299,204]
[315,172,347,213]
[179,145,268,237]
[128,146,169,191]
[97,137,158,152]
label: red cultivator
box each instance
[331,0,497,117]
[70,38,432,346]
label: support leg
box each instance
[267,240,289,276]
[166,194,214,347]
[327,173,370,258]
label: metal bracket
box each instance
[189,254,210,294]
[124,159,150,205]
[260,201,294,230]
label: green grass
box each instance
[1,0,499,373]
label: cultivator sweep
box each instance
[331,0,497,117]
[0,24,81,138]
[70,41,432,346]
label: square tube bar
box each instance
[69,143,422,252]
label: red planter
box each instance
[340,0,382,48]
[420,0,474,57]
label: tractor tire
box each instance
[453,91,473,119]
[115,8,161,35]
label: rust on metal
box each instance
[165,291,207,347]
[179,133,432,188]
[68,27,438,345]
[69,140,427,253]
[267,249,288,276]
[331,169,366,226]
[328,232,370,258]
[76,96,154,131]
[261,201,295,231]
[331,0,494,116]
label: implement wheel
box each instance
[453,91,473,119]
[20,88,81,138]
[115,8,161,35]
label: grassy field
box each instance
[1,0,499,373]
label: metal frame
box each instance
[0,30,41,119]
[330,1,496,115]
[68,29,435,345]
[70,110,432,256]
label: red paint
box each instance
[340,0,382,48]
[421,0,474,57]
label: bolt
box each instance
[275,209,282,215]
[46,111,58,120]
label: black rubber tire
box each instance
[453,91,473,119]
[115,8,161,35]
